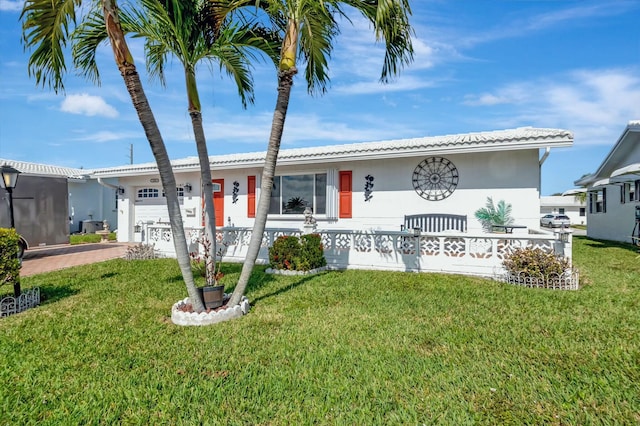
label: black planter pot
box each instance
[199,285,224,310]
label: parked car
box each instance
[540,214,571,228]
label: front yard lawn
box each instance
[1,236,639,424]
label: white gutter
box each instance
[539,147,551,166]
[97,177,123,193]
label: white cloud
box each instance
[60,93,119,118]
[313,16,438,96]
[0,0,23,12]
[201,110,413,146]
[73,130,141,143]
[459,2,637,47]
[463,68,640,146]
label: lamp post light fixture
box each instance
[0,164,21,228]
[1,164,22,297]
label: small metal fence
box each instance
[1,287,41,318]
[503,270,579,290]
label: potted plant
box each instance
[474,197,514,232]
[190,237,224,310]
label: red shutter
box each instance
[339,171,352,218]
[247,176,256,218]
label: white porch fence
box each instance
[138,224,572,280]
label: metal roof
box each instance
[92,126,573,177]
[574,120,640,187]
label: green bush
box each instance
[298,233,327,271]
[503,247,570,278]
[269,234,326,271]
[70,233,117,244]
[0,228,21,287]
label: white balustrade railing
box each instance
[140,224,571,279]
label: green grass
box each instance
[1,237,639,424]
[70,233,117,244]
[571,224,587,230]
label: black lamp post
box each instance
[1,164,22,297]
[1,164,21,228]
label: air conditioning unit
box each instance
[81,220,103,234]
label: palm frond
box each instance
[72,10,108,85]
[20,0,84,93]
[346,0,414,83]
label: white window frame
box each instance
[264,170,332,218]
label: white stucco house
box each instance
[0,159,119,247]
[92,126,573,243]
[85,127,579,280]
[573,120,640,244]
[540,196,587,225]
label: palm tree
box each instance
[73,0,278,300]
[474,197,515,232]
[573,191,587,205]
[228,0,414,307]
[21,0,205,311]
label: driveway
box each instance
[21,243,133,277]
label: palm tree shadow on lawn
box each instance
[167,264,332,308]
[580,236,640,253]
[35,284,79,305]
[166,263,280,302]
[249,270,337,307]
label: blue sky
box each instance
[1,0,639,196]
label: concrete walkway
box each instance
[21,242,133,277]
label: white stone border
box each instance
[265,266,329,276]
[171,294,250,326]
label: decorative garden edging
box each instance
[502,270,580,290]
[1,287,40,318]
[171,295,250,326]
[265,266,329,276]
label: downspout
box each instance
[97,177,121,192]
[539,146,551,166]
[97,177,123,233]
[538,147,551,195]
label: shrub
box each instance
[125,243,161,260]
[503,247,570,279]
[0,228,21,288]
[269,234,326,271]
[298,234,327,271]
[70,233,117,244]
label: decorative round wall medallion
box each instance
[412,157,459,201]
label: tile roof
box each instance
[0,158,89,179]
[93,126,573,177]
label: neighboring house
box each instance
[574,120,640,243]
[0,159,119,248]
[540,196,587,225]
[91,126,573,244]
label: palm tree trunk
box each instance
[189,110,217,284]
[186,68,217,288]
[229,68,296,307]
[103,0,204,312]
